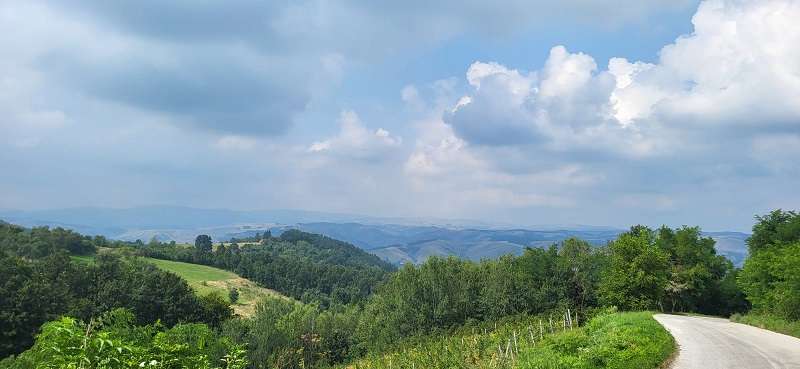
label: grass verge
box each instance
[343,310,674,369]
[730,313,800,338]
[518,311,674,369]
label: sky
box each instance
[1,0,799,231]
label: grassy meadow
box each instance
[342,310,673,369]
[143,257,289,316]
[71,254,285,316]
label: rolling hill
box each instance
[1,206,750,266]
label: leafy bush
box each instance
[1,309,247,369]
[738,210,800,320]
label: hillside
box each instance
[143,257,287,317]
[72,252,286,317]
[139,229,395,306]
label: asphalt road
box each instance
[654,314,800,369]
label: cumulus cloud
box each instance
[403,0,800,226]
[447,0,800,157]
[308,110,401,160]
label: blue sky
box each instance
[2,0,798,231]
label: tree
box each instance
[599,226,670,310]
[198,293,234,329]
[739,210,800,320]
[195,235,213,253]
[656,226,735,314]
[558,238,606,312]
[229,288,240,304]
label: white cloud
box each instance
[308,110,402,158]
[447,0,800,156]
[401,0,800,224]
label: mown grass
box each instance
[343,310,673,369]
[731,313,800,338]
[141,257,289,316]
[69,254,95,264]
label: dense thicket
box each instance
[356,239,606,351]
[0,224,232,358]
[221,298,361,369]
[739,210,800,320]
[139,230,394,306]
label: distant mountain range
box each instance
[0,206,750,266]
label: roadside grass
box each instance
[731,313,800,339]
[70,253,285,317]
[518,311,674,369]
[343,310,673,369]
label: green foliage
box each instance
[229,288,240,304]
[198,293,234,329]
[598,225,744,315]
[0,224,234,357]
[738,210,800,320]
[344,311,672,369]
[0,223,99,258]
[196,235,213,253]
[222,297,360,369]
[2,309,247,369]
[517,311,673,369]
[599,228,669,311]
[356,242,607,353]
[657,226,746,315]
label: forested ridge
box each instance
[139,229,395,306]
[1,210,798,369]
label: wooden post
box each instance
[539,319,544,339]
[567,308,573,329]
[549,317,554,333]
[513,330,518,354]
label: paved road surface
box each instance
[654,314,800,368]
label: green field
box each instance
[71,254,285,316]
[142,257,288,316]
[145,258,236,287]
[69,254,95,264]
